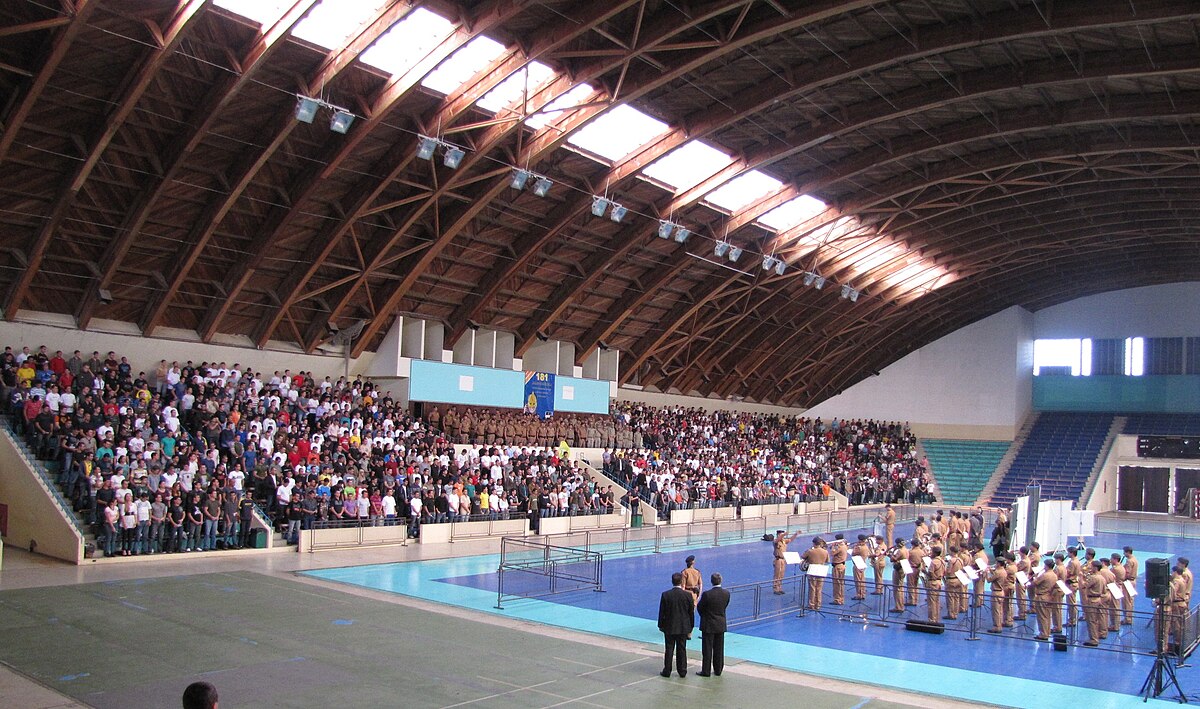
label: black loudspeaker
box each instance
[1052,634,1068,651]
[904,620,945,635]
[1146,558,1171,599]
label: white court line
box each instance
[552,656,603,669]
[578,658,644,676]
[538,687,615,708]
[441,678,561,708]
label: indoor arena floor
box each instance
[304,528,1200,708]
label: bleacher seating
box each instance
[1123,413,1200,436]
[987,412,1114,507]
[921,439,1010,506]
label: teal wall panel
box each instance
[408,360,524,408]
[1033,375,1200,413]
[554,376,609,414]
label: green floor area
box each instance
[0,571,928,709]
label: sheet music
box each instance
[851,555,867,571]
[783,551,802,565]
[1015,571,1030,587]
[807,563,830,578]
[1124,580,1138,598]
[900,559,914,575]
[975,558,989,572]
[922,556,932,570]
[1107,582,1124,600]
[954,569,971,586]
[964,566,979,581]
[1056,580,1074,598]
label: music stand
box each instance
[1139,600,1186,703]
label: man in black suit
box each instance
[697,572,730,676]
[658,571,694,677]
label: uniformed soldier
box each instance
[1014,546,1030,620]
[681,555,702,605]
[1099,558,1119,633]
[944,545,964,620]
[1032,558,1059,641]
[985,557,1008,633]
[772,529,801,594]
[443,408,458,441]
[1179,557,1193,606]
[884,504,896,546]
[906,539,925,607]
[972,543,989,608]
[830,534,848,605]
[871,536,887,595]
[801,537,830,610]
[1122,546,1139,626]
[851,535,869,600]
[1002,551,1018,628]
[1170,565,1189,651]
[1108,553,1127,632]
[890,539,908,613]
[1082,559,1106,647]
[1050,553,1066,635]
[926,546,945,623]
[1064,546,1082,627]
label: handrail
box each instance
[0,416,86,538]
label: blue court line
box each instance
[303,535,1188,709]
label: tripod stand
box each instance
[1140,600,1186,703]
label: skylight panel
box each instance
[293,0,385,49]
[421,35,506,95]
[476,62,556,113]
[704,170,783,212]
[642,140,731,191]
[525,83,593,129]
[758,194,827,231]
[566,105,669,162]
[214,0,291,25]
[360,7,454,75]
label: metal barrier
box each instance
[1095,514,1200,540]
[305,519,410,552]
[496,537,604,609]
[725,573,806,627]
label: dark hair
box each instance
[711,572,722,586]
[671,571,684,586]
[182,681,218,709]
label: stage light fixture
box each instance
[294,96,319,124]
[657,221,674,239]
[728,246,742,262]
[609,203,627,222]
[511,169,531,190]
[840,284,852,299]
[803,272,815,287]
[849,288,859,302]
[673,227,690,243]
[714,241,730,258]
[416,135,438,160]
[774,260,786,276]
[329,109,354,134]
[813,276,825,289]
[532,176,553,197]
[762,256,777,271]
[443,145,465,169]
[591,196,610,217]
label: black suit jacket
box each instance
[658,586,695,635]
[697,586,730,633]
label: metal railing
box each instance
[1095,514,1200,539]
[496,536,604,609]
[0,416,86,538]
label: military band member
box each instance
[906,538,925,607]
[1122,546,1138,626]
[772,529,801,595]
[1082,560,1106,646]
[926,546,945,623]
[802,537,830,611]
[830,534,848,605]
[681,555,703,605]
[972,543,988,608]
[1032,558,1059,641]
[1170,566,1189,651]
[1064,546,1082,627]
[852,535,869,600]
[884,504,896,547]
[1050,553,1066,634]
[944,545,964,620]
[1108,553,1127,632]
[1099,558,1119,633]
[985,557,1008,633]
[890,539,909,613]
[871,536,887,595]
[1002,552,1018,627]
[1014,546,1030,620]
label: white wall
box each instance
[0,312,369,381]
[802,306,1034,440]
[1035,282,1200,339]
[616,386,805,416]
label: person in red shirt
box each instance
[48,350,66,375]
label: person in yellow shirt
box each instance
[16,361,35,386]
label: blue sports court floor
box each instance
[304,528,1200,708]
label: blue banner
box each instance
[523,370,555,419]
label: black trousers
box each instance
[662,633,687,675]
[701,631,725,674]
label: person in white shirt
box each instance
[381,493,397,524]
[228,468,245,492]
[446,490,459,522]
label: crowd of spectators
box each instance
[598,401,935,519]
[0,345,619,557]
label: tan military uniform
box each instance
[1083,570,1106,645]
[830,540,848,604]
[1032,567,1059,640]
[681,566,702,604]
[906,545,925,606]
[987,563,1008,632]
[1123,554,1138,625]
[852,541,869,600]
[802,544,830,610]
[927,555,945,623]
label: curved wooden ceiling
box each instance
[2,0,1199,407]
